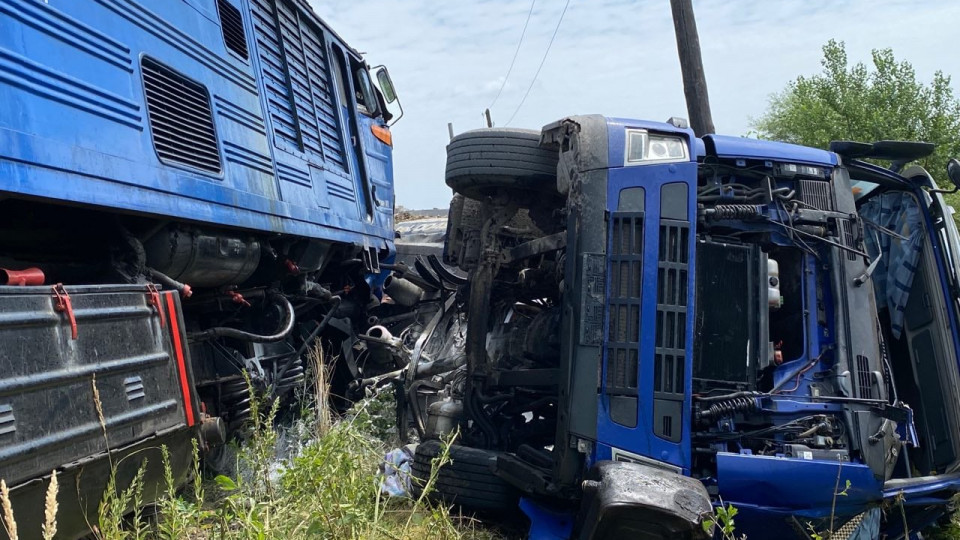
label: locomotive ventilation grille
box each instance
[217,0,249,59]
[142,57,222,174]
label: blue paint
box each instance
[597,119,698,472]
[716,452,881,509]
[0,0,394,250]
[520,498,575,540]
[704,134,838,166]
[576,117,960,538]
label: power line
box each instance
[487,0,537,113]
[504,0,571,127]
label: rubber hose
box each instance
[198,294,295,343]
[269,296,342,396]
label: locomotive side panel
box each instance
[0,0,393,247]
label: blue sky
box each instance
[309,0,960,210]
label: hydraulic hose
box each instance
[146,267,192,298]
[268,296,342,397]
[192,294,295,343]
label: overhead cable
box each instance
[487,0,537,112]
[504,0,572,127]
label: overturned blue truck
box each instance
[396,117,960,539]
[0,0,403,537]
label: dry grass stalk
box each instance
[41,470,58,540]
[91,374,107,443]
[308,343,333,438]
[91,374,114,470]
[0,479,17,540]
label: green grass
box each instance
[0,359,506,540]
[143,375,506,540]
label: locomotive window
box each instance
[354,67,379,116]
[332,50,351,112]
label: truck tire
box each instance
[410,439,519,512]
[445,128,560,202]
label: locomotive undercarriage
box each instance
[0,198,411,445]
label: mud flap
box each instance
[574,461,712,540]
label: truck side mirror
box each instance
[948,158,960,190]
[930,158,960,194]
[370,65,403,126]
[374,66,397,103]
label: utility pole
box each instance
[670,0,715,136]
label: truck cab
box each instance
[400,115,960,539]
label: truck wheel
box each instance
[445,128,560,202]
[410,439,519,512]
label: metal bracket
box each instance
[361,246,380,274]
[145,283,165,328]
[52,284,77,340]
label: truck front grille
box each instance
[606,213,643,395]
[654,220,689,442]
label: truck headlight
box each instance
[625,129,688,166]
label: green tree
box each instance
[753,40,960,206]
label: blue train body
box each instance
[0,0,394,250]
[0,3,407,537]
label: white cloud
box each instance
[310,0,960,209]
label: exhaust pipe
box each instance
[0,267,45,286]
[361,325,403,365]
[383,274,424,307]
[365,325,401,347]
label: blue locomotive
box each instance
[0,1,402,536]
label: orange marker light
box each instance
[371,125,392,146]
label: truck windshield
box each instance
[851,179,881,200]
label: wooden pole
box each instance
[670,0,715,136]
